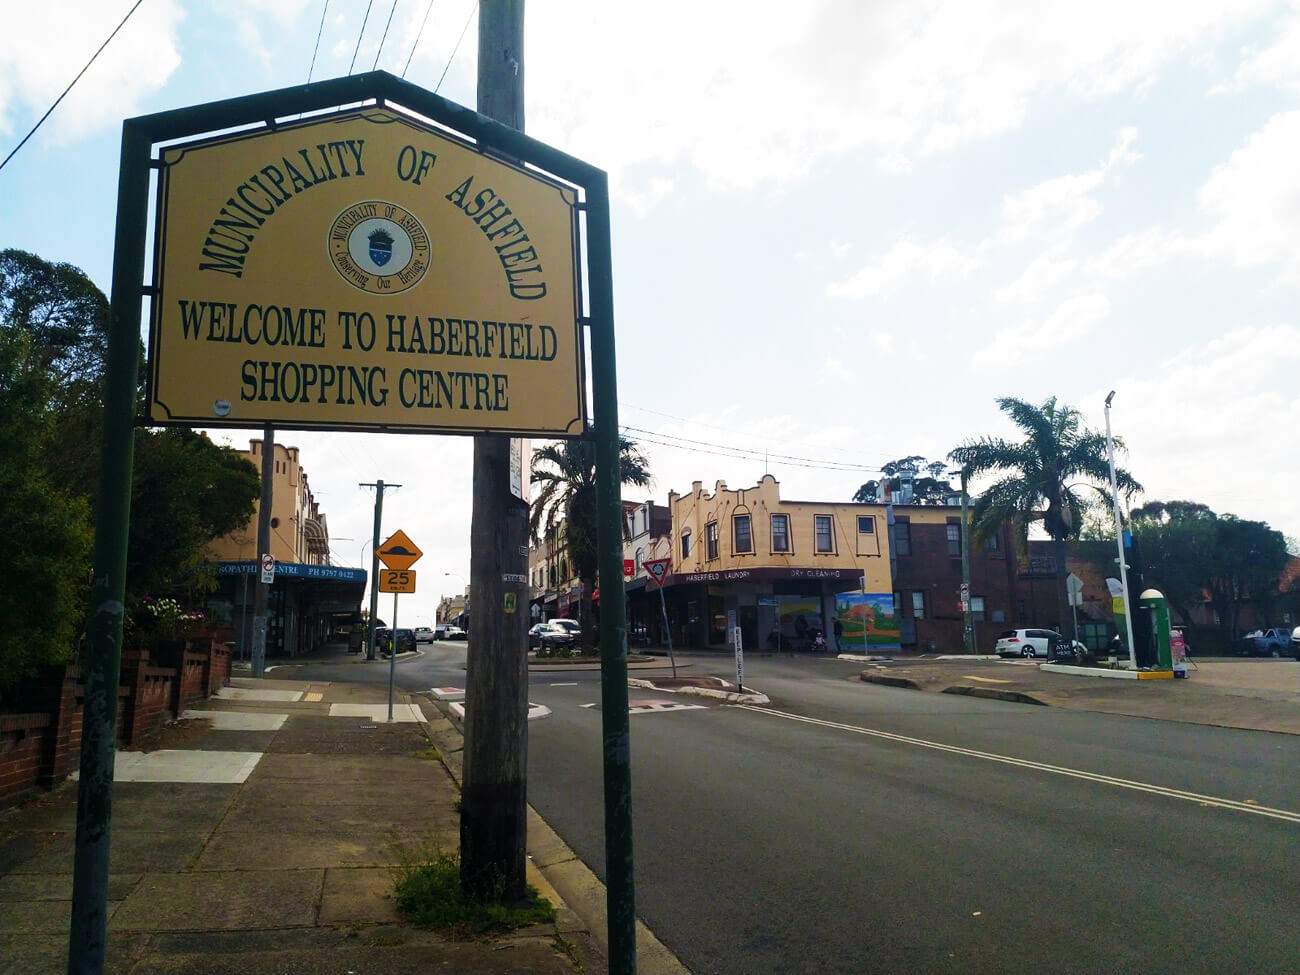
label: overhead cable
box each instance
[0,0,147,173]
[348,0,376,74]
[372,0,401,70]
[402,0,437,77]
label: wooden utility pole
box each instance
[461,0,531,902]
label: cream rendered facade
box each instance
[664,475,891,650]
[206,439,329,566]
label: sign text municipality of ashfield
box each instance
[148,107,585,436]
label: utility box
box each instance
[1139,589,1173,671]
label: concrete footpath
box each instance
[0,676,677,975]
[857,655,1300,734]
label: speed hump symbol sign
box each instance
[378,530,423,571]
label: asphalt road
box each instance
[290,647,1300,974]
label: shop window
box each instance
[733,514,753,554]
[892,520,911,557]
[681,532,691,559]
[912,591,926,620]
[858,516,874,535]
[706,521,719,560]
[947,522,961,557]
[771,514,790,552]
[971,595,986,622]
[814,515,833,553]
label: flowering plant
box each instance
[136,596,206,640]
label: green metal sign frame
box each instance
[72,71,635,974]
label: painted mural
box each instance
[834,593,901,648]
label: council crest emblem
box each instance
[328,200,431,295]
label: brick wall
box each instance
[1,637,234,808]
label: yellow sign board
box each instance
[379,568,417,593]
[377,529,422,571]
[148,107,584,435]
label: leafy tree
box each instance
[853,456,954,504]
[0,249,111,409]
[1206,514,1289,637]
[128,428,261,601]
[1130,501,1217,628]
[949,396,1141,632]
[0,311,93,691]
[530,430,651,650]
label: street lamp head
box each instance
[1105,390,1116,408]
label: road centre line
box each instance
[736,705,1300,825]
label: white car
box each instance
[995,628,1086,659]
[435,624,467,640]
[414,626,435,643]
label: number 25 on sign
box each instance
[379,569,416,593]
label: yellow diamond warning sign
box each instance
[377,529,422,571]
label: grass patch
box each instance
[394,848,556,938]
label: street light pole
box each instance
[960,467,974,655]
[1105,391,1138,670]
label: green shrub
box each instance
[393,848,555,937]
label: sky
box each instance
[3,0,1299,625]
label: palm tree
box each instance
[949,396,1141,636]
[530,428,651,650]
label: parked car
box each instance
[414,626,435,643]
[537,619,581,651]
[435,623,467,641]
[374,627,391,652]
[1237,628,1292,657]
[392,628,417,653]
[995,628,1087,659]
[1291,625,1300,660]
[528,622,551,649]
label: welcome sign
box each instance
[148,107,585,435]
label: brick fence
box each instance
[0,636,232,809]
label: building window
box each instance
[681,532,691,559]
[635,548,644,572]
[970,596,986,622]
[706,521,719,560]
[771,514,790,552]
[858,516,874,534]
[947,522,962,557]
[1016,598,1026,620]
[733,514,753,554]
[892,520,911,556]
[815,515,833,553]
[987,532,999,551]
[912,591,926,620]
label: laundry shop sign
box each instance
[148,107,585,436]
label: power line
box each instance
[0,0,147,173]
[402,0,436,77]
[621,400,869,462]
[372,0,401,70]
[348,0,376,74]
[435,0,477,94]
[306,0,331,83]
[620,425,887,473]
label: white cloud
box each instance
[996,244,1079,303]
[1000,127,1141,242]
[1084,228,1203,279]
[1,1,183,141]
[1214,7,1300,94]
[1110,323,1300,536]
[973,293,1110,367]
[827,237,980,298]
[1198,110,1300,278]
[526,0,1269,199]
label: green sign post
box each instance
[72,72,634,973]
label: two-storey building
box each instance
[661,475,895,652]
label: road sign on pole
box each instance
[1066,572,1084,608]
[644,558,670,586]
[378,530,423,571]
[260,554,275,584]
[379,569,417,593]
